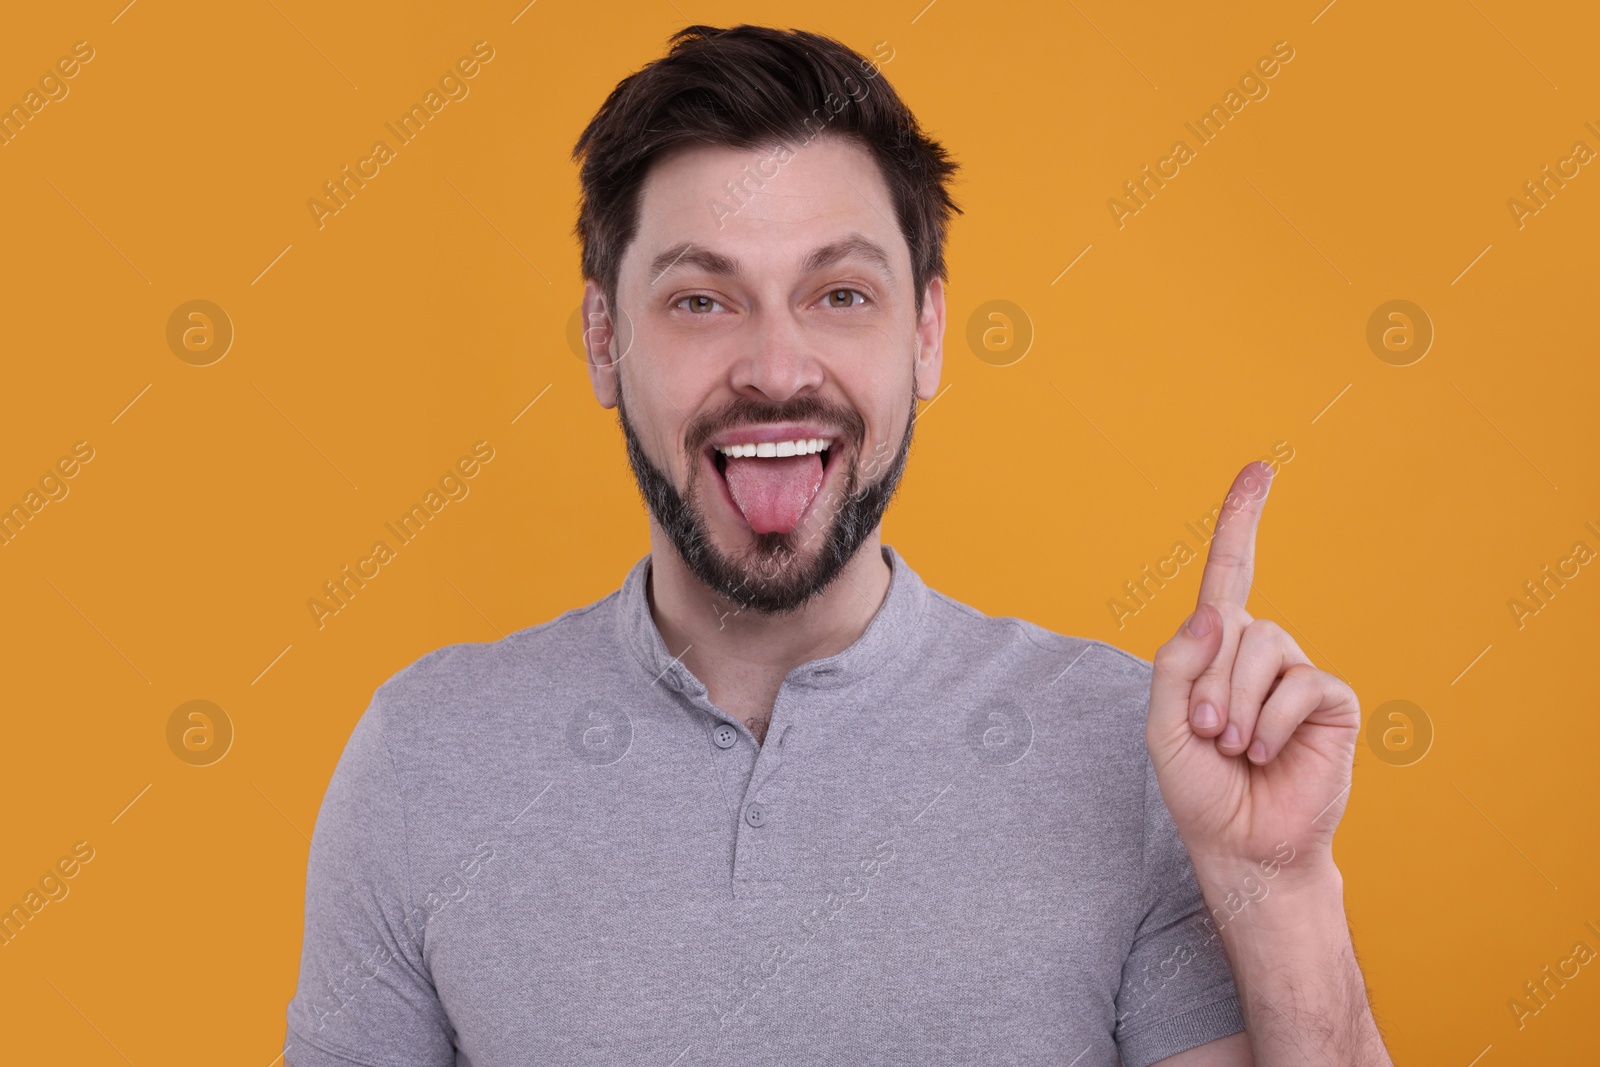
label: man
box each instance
[284,24,1392,1066]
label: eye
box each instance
[822,288,870,309]
[675,294,726,314]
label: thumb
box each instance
[1147,602,1225,745]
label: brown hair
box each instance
[570,24,962,317]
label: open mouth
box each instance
[708,434,839,535]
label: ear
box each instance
[582,279,624,409]
[913,276,946,401]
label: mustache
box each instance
[682,394,865,458]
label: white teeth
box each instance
[716,437,833,458]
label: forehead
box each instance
[623,134,907,282]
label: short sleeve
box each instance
[283,690,455,1067]
[1112,751,1247,1066]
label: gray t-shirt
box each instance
[284,545,1245,1066]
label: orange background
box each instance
[2,1,1596,1063]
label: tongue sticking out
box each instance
[722,454,824,534]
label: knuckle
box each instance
[1238,619,1281,651]
[1205,547,1249,570]
[1206,598,1251,625]
[1152,640,1184,673]
[1252,618,1285,641]
[1323,672,1358,708]
[1283,664,1328,700]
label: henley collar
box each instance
[614,544,929,695]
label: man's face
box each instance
[584,133,945,614]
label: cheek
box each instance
[858,378,917,448]
[633,355,717,459]
[639,390,698,475]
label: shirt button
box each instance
[744,802,766,828]
[712,723,738,749]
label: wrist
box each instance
[1188,844,1344,943]
[1188,838,1338,890]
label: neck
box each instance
[645,526,893,735]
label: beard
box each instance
[615,374,918,616]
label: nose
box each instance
[727,306,825,404]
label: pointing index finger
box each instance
[1195,461,1274,608]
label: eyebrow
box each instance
[646,233,896,285]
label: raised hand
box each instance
[1145,461,1361,874]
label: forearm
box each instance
[1191,856,1391,1066]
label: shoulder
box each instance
[919,581,1153,708]
[368,585,624,737]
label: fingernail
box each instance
[1186,608,1212,637]
[1193,703,1218,729]
[1220,723,1241,749]
[1248,739,1268,763]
